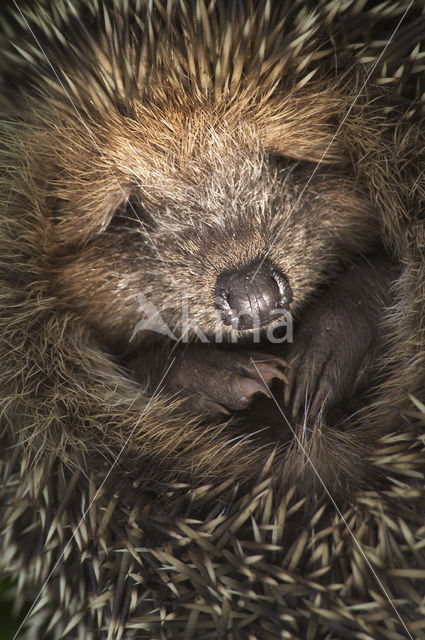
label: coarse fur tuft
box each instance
[1,1,425,638]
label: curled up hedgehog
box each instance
[1,0,425,638]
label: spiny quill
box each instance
[0,1,425,638]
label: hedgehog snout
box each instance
[214,258,292,331]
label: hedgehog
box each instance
[1,1,425,639]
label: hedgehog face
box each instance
[45,104,378,350]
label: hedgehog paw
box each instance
[162,347,288,414]
[283,304,373,420]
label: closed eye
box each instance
[108,195,156,234]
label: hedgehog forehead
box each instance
[130,154,273,228]
[120,107,262,172]
[114,110,267,200]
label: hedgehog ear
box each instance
[261,122,347,164]
[49,188,130,245]
[259,90,348,164]
[263,134,346,164]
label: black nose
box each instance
[214,258,292,330]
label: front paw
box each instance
[162,347,288,415]
[284,303,373,419]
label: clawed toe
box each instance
[248,355,289,386]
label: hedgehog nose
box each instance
[214,258,292,330]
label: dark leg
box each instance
[128,344,288,415]
[284,255,397,419]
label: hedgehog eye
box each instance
[109,195,156,234]
[267,153,297,171]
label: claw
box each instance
[292,380,307,418]
[252,354,290,369]
[284,366,296,406]
[237,377,271,400]
[310,386,334,418]
[202,398,231,416]
[272,369,289,384]
[252,361,289,385]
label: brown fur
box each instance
[0,83,389,489]
[1,1,425,638]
